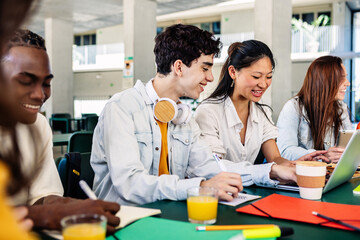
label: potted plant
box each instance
[291,14,330,52]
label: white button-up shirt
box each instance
[195,96,278,164]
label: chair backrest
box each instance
[52,113,71,119]
[81,113,97,118]
[84,116,99,131]
[57,152,94,199]
[68,131,94,153]
[50,113,72,133]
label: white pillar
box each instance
[254,0,292,121]
[43,18,74,118]
[124,0,157,85]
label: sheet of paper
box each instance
[219,193,261,206]
[42,230,62,240]
[116,205,161,228]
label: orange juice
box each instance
[187,195,218,222]
[63,223,105,240]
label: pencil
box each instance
[312,211,360,232]
[196,224,276,231]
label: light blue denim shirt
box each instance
[277,98,353,160]
[91,80,277,205]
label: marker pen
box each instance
[229,226,294,239]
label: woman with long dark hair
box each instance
[195,40,325,168]
[277,56,351,162]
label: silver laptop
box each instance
[257,130,360,193]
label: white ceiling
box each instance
[25,0,231,35]
[24,0,360,36]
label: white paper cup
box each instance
[296,161,327,200]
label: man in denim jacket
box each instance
[91,24,296,205]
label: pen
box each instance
[312,211,360,232]
[213,153,227,172]
[79,180,98,200]
[196,224,276,231]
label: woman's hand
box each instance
[296,150,329,163]
[13,206,33,231]
[270,164,297,183]
[324,147,344,163]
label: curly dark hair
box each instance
[154,24,221,75]
[7,28,46,51]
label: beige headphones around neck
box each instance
[146,80,192,125]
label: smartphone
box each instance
[336,130,354,148]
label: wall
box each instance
[291,60,312,96]
[96,24,124,45]
[73,70,128,97]
[221,9,254,34]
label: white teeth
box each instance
[23,104,40,109]
[253,90,262,93]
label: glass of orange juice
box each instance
[61,214,107,240]
[187,186,218,224]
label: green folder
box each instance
[106,217,276,240]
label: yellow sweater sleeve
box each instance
[0,162,39,240]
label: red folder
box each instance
[236,194,360,231]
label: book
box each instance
[116,205,161,228]
[107,217,244,240]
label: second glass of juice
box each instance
[61,214,107,240]
[187,186,218,224]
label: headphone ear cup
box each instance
[172,104,192,125]
[154,98,178,123]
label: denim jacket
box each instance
[277,98,352,160]
[91,80,276,205]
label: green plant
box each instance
[291,14,330,43]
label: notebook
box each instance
[258,130,360,194]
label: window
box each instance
[157,27,164,35]
[74,36,81,46]
[200,22,211,32]
[73,33,96,46]
[212,21,221,34]
[302,13,314,24]
[292,14,300,20]
[74,96,110,118]
[83,35,90,45]
[200,21,221,34]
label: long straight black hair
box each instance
[205,40,275,122]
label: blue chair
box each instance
[57,152,94,199]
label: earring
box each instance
[230,80,234,88]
